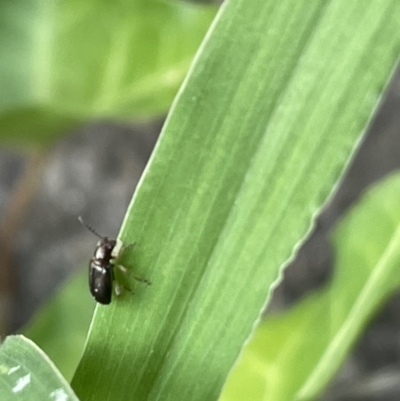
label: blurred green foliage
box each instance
[0,0,399,401]
[0,0,217,146]
[221,172,400,401]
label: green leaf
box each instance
[23,269,94,382]
[219,291,329,401]
[0,0,216,146]
[71,1,400,400]
[220,172,400,401]
[0,335,79,401]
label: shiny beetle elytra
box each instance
[79,217,150,305]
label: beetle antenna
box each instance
[78,216,105,239]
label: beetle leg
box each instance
[131,275,151,285]
[114,281,132,296]
[117,242,136,257]
[115,264,128,274]
[114,282,122,296]
[114,264,151,285]
[122,242,136,251]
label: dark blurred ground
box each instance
[0,66,399,400]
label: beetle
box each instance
[79,217,150,305]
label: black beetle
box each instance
[79,217,149,305]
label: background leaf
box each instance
[0,335,79,401]
[71,1,400,401]
[23,269,93,382]
[0,0,216,146]
[220,172,400,401]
